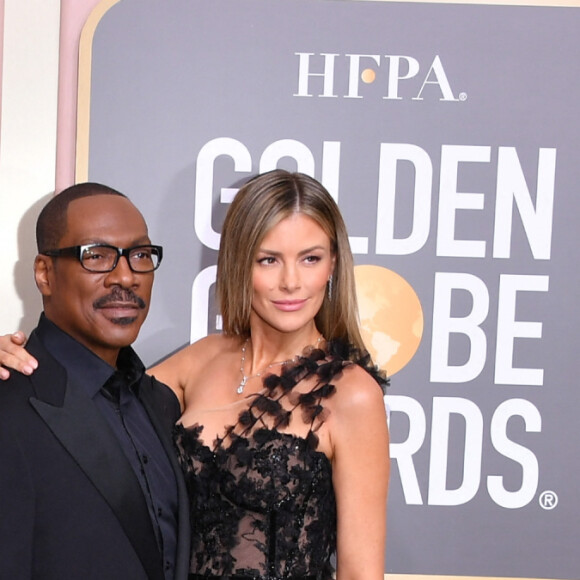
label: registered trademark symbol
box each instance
[459,92,467,101]
[539,490,558,510]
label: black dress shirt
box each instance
[36,314,178,580]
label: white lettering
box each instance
[428,397,484,506]
[345,54,380,98]
[414,55,457,101]
[493,147,556,259]
[376,143,433,255]
[437,145,491,258]
[495,275,549,386]
[387,395,426,505]
[194,138,251,250]
[294,52,339,97]
[321,141,341,201]
[488,399,541,508]
[431,273,489,383]
[190,265,217,343]
[383,56,420,100]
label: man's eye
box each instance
[84,251,106,260]
[133,250,152,260]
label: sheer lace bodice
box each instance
[173,341,387,579]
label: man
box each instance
[0,183,189,579]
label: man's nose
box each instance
[105,255,139,287]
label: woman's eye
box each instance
[258,256,276,265]
[304,255,321,264]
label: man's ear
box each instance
[34,255,53,297]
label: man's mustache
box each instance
[93,288,146,310]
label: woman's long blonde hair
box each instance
[217,169,365,352]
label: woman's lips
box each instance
[272,299,307,312]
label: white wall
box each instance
[0,0,60,333]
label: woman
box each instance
[0,170,390,579]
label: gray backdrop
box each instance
[84,0,579,577]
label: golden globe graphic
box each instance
[354,265,423,375]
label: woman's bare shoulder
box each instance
[332,363,386,412]
[181,333,234,358]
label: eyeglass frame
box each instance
[42,243,163,273]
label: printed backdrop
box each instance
[81,0,579,578]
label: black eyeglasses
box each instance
[42,244,163,273]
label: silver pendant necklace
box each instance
[237,336,323,394]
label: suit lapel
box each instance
[27,335,165,580]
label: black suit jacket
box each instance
[0,330,190,580]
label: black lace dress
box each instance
[173,341,387,580]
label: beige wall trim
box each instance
[385,575,563,580]
[75,0,121,182]
[355,0,580,6]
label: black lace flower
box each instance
[173,338,385,579]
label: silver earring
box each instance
[327,275,333,300]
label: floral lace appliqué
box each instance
[173,341,387,579]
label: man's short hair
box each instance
[36,182,127,253]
